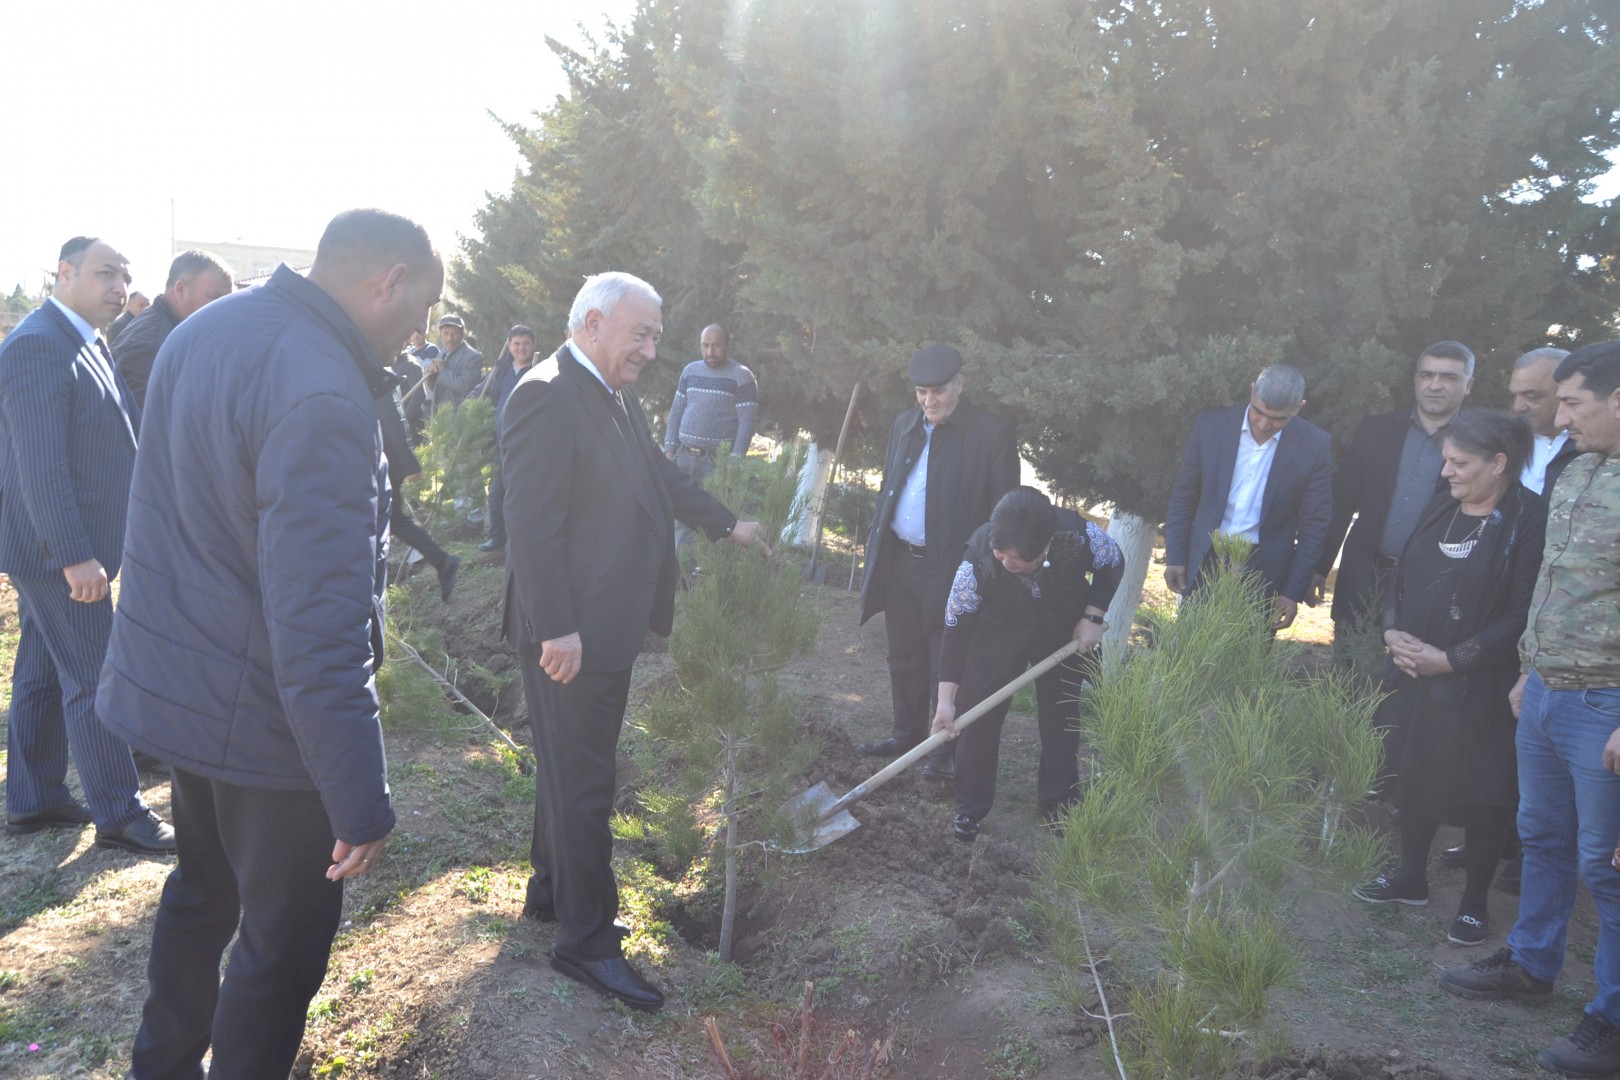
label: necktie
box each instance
[91,336,138,447]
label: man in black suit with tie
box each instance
[501,271,769,1012]
[0,237,173,853]
[1163,363,1333,631]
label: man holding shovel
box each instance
[930,487,1123,841]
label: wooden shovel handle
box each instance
[822,638,1085,821]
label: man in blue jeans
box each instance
[1439,340,1620,1078]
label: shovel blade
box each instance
[771,781,863,854]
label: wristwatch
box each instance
[1080,613,1106,625]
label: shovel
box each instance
[776,637,1087,853]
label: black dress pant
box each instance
[131,770,343,1080]
[519,636,633,961]
[952,631,1086,821]
[882,541,944,744]
[390,498,450,571]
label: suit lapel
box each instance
[1259,422,1291,523]
[560,351,665,527]
[1214,405,1240,513]
[40,303,137,449]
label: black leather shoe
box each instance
[6,801,93,835]
[437,555,462,602]
[920,758,954,782]
[857,735,918,757]
[550,951,664,1012]
[1440,843,1467,868]
[95,811,177,855]
[952,814,980,843]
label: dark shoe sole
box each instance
[94,835,177,856]
[1438,977,1553,1002]
[6,820,88,835]
[920,766,954,783]
[549,954,663,1012]
[1351,887,1428,906]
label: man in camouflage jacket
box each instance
[1440,340,1620,1077]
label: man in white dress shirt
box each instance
[1510,347,1581,496]
[1164,364,1333,632]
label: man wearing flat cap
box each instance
[858,344,1019,780]
[423,313,483,414]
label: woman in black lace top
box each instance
[1352,411,1546,946]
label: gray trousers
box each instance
[671,448,717,565]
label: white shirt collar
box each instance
[47,296,97,346]
[566,339,614,394]
[1239,409,1279,448]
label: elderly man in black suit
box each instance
[1163,363,1332,631]
[857,345,1019,782]
[0,237,174,853]
[500,271,769,1012]
[1311,340,1474,633]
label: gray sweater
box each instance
[664,357,759,455]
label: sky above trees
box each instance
[0,0,633,296]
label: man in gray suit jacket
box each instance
[1163,363,1333,632]
[0,237,173,853]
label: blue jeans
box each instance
[1509,671,1620,1024]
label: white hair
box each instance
[567,272,662,334]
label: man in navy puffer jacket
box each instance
[98,209,443,1080]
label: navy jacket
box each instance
[99,266,397,845]
[1164,402,1333,603]
[0,301,140,580]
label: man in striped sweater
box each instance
[663,324,759,562]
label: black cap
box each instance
[907,344,963,387]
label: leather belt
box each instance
[894,539,926,558]
[682,444,715,457]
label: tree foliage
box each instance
[453,0,1620,517]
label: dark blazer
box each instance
[500,345,736,672]
[1316,408,1448,623]
[109,293,181,410]
[1543,439,1581,499]
[0,300,140,580]
[1163,402,1332,603]
[98,266,397,845]
[858,397,1019,627]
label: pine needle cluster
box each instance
[1037,537,1385,1077]
[629,446,822,961]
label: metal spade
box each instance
[775,638,1085,853]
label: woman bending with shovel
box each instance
[931,487,1124,842]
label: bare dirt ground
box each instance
[0,550,1604,1079]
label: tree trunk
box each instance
[788,440,832,547]
[718,746,740,963]
[1102,510,1154,666]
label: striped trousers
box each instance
[6,574,146,830]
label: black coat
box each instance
[499,345,736,670]
[109,293,181,411]
[1379,484,1547,819]
[859,397,1019,627]
[1317,408,1448,623]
